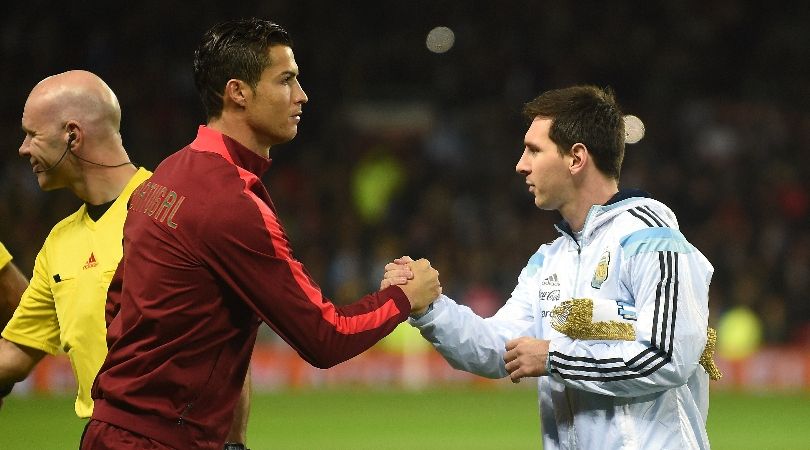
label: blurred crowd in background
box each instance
[1,1,808,349]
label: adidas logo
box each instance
[541,273,560,287]
[82,252,98,270]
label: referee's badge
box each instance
[591,250,610,289]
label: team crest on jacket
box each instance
[591,250,610,289]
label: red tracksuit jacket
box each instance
[91,126,411,449]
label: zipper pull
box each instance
[177,403,193,425]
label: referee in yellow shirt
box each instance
[0,70,150,417]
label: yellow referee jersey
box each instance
[0,241,12,269]
[2,168,151,418]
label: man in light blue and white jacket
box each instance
[384,86,717,449]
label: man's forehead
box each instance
[526,117,552,139]
[22,89,65,128]
[21,96,43,125]
[266,45,298,71]
[23,93,54,120]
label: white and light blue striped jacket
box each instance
[411,191,714,449]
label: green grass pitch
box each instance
[2,388,808,449]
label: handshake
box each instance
[380,256,441,316]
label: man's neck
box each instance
[207,118,272,159]
[560,181,619,232]
[73,164,138,205]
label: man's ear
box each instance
[569,143,588,175]
[224,79,249,108]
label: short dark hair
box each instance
[523,85,625,180]
[193,18,292,119]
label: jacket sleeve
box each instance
[200,183,411,370]
[547,228,713,396]
[104,260,123,328]
[410,264,537,379]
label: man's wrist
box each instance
[410,302,433,319]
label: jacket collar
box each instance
[189,125,272,177]
[555,188,653,242]
[603,188,651,206]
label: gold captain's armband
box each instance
[551,298,722,380]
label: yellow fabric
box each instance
[550,298,636,341]
[0,241,12,269]
[2,168,151,418]
[552,298,723,381]
[700,327,722,381]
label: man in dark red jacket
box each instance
[82,18,440,450]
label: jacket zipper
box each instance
[177,402,193,425]
[566,237,582,441]
[572,240,582,298]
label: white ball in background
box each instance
[624,115,645,144]
[426,26,455,54]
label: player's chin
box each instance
[283,124,300,139]
[270,128,299,145]
[38,178,60,191]
[534,197,554,211]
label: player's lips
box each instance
[291,111,302,122]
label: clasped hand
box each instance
[381,256,441,315]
